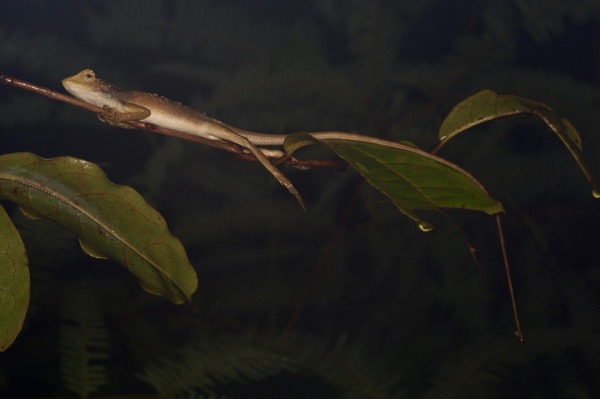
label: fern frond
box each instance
[422,332,600,399]
[59,285,110,399]
[137,335,292,397]
[514,0,600,42]
[137,332,403,399]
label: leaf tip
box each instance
[19,206,43,221]
[79,239,109,260]
[417,222,434,232]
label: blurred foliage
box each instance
[1,0,599,397]
[59,285,109,398]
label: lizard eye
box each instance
[83,70,95,80]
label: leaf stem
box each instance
[496,214,524,342]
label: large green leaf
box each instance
[0,204,29,351]
[287,135,503,230]
[0,152,197,304]
[438,90,599,197]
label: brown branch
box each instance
[0,72,347,170]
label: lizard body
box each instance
[61,69,388,147]
[62,69,302,147]
[62,69,305,209]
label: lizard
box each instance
[61,69,308,209]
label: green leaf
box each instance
[289,135,504,230]
[0,152,197,304]
[439,90,599,197]
[0,203,29,351]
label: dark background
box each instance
[1,0,600,398]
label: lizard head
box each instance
[62,69,120,108]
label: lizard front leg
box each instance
[98,102,151,129]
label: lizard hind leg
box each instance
[241,140,306,212]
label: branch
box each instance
[0,72,346,170]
